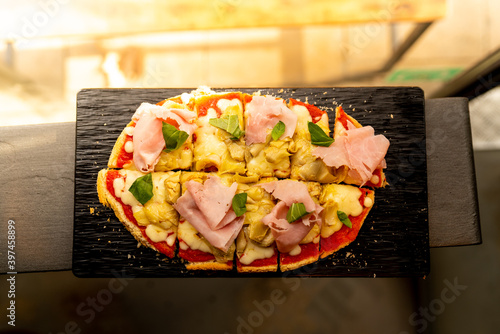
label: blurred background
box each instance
[1,0,499,333]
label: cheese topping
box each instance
[290,104,312,137]
[181,93,193,105]
[124,141,134,153]
[145,224,168,243]
[364,196,373,208]
[177,220,212,254]
[124,126,134,136]
[113,170,144,208]
[320,184,363,238]
[217,98,242,114]
[239,240,275,265]
[289,245,302,256]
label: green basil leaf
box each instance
[271,121,286,141]
[232,192,248,217]
[286,202,310,223]
[308,121,334,147]
[128,173,154,205]
[209,117,228,130]
[337,210,352,228]
[162,122,189,152]
[209,115,244,140]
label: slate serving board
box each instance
[73,87,429,278]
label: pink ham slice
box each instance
[245,95,297,145]
[259,180,323,253]
[173,175,243,253]
[185,176,238,230]
[313,124,390,185]
[132,103,196,173]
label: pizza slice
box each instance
[311,106,390,187]
[235,176,279,273]
[243,94,297,178]
[174,172,243,270]
[192,91,246,174]
[257,179,323,272]
[97,169,181,258]
[319,184,375,258]
[288,98,347,183]
[108,99,196,172]
[277,181,323,272]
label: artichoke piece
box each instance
[227,142,245,161]
[244,185,275,247]
[144,201,179,226]
[133,208,150,227]
[155,142,193,171]
[264,140,290,164]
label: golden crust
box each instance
[237,264,278,273]
[185,261,233,271]
[108,121,134,168]
[280,252,319,272]
[96,169,161,253]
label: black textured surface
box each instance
[73,87,429,278]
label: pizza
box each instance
[97,87,390,272]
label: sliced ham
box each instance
[173,175,243,252]
[245,95,297,145]
[313,125,390,185]
[259,180,323,253]
[132,102,197,135]
[132,112,164,173]
[132,103,197,172]
[185,175,238,230]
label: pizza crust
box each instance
[97,169,162,254]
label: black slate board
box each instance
[73,87,429,278]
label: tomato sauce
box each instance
[177,240,216,262]
[104,171,175,258]
[196,92,241,117]
[289,98,326,123]
[236,249,278,270]
[280,242,319,265]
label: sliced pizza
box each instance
[277,181,323,272]
[97,169,181,258]
[174,172,243,270]
[288,99,347,183]
[191,91,246,174]
[257,179,323,272]
[235,176,279,273]
[108,99,196,172]
[97,88,391,273]
[243,94,296,178]
[319,183,375,258]
[312,106,390,187]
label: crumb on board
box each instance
[278,88,284,93]
[390,114,394,118]
[90,207,95,214]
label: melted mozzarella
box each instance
[177,220,212,254]
[239,240,275,265]
[124,141,134,153]
[124,126,134,136]
[145,224,168,243]
[288,245,302,256]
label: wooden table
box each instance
[0,97,480,274]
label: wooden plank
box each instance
[0,122,75,273]
[73,87,429,277]
[426,98,481,246]
[5,0,446,41]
